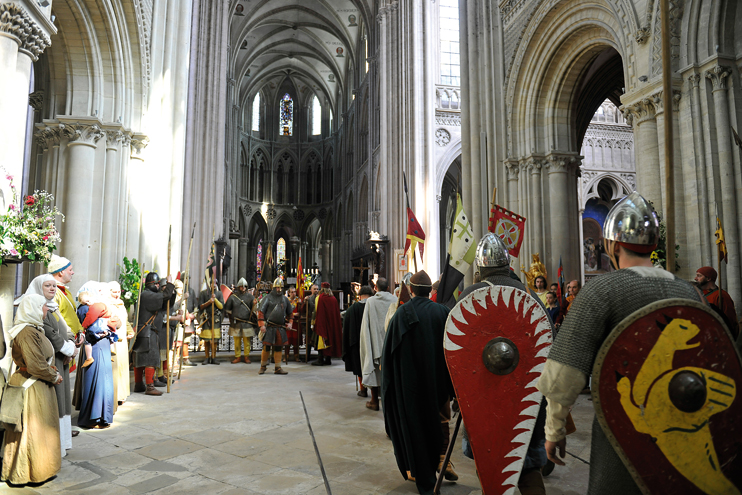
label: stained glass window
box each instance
[252,93,260,131]
[440,0,460,86]
[277,238,286,263]
[257,239,263,275]
[280,93,293,136]
[312,96,321,135]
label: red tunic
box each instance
[314,293,343,358]
[704,287,739,339]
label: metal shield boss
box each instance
[592,299,742,495]
[444,285,552,495]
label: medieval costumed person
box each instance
[225,278,256,363]
[286,286,302,362]
[77,303,117,429]
[537,192,708,495]
[342,285,374,397]
[23,275,77,457]
[109,282,131,404]
[2,294,62,485]
[48,255,82,337]
[456,233,552,493]
[155,277,177,382]
[359,278,397,411]
[382,270,454,495]
[174,272,198,367]
[257,278,293,375]
[312,282,342,366]
[132,272,175,396]
[197,277,224,365]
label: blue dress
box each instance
[77,319,115,427]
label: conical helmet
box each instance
[475,233,509,268]
[236,277,248,288]
[273,277,284,288]
[603,191,659,252]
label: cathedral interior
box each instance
[1,0,742,313]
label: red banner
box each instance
[489,204,526,257]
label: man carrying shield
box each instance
[537,192,705,494]
[257,278,293,375]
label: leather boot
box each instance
[145,383,163,396]
[153,378,167,387]
[182,359,197,367]
[274,367,288,375]
[259,365,267,375]
[134,381,146,393]
[311,352,326,366]
[437,455,458,481]
[211,356,220,365]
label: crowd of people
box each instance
[3,190,740,493]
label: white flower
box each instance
[125,291,132,299]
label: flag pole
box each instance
[178,222,196,380]
[166,225,172,393]
[660,0,675,274]
[488,188,497,232]
[403,172,418,272]
[716,202,723,314]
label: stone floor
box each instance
[0,354,592,494]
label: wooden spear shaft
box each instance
[660,0,675,274]
[211,227,216,362]
[129,263,145,353]
[178,222,196,380]
[166,225,172,393]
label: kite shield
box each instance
[444,285,552,495]
[220,284,232,303]
[593,299,742,495]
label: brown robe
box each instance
[2,326,61,484]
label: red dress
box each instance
[314,293,343,358]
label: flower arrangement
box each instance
[651,213,680,271]
[118,257,142,310]
[0,168,64,264]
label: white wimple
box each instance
[444,286,553,495]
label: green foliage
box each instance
[651,213,680,271]
[118,257,142,311]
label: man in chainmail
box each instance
[537,191,703,495]
[225,278,256,363]
[457,233,550,494]
[257,278,293,375]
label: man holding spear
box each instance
[197,265,224,365]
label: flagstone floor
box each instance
[0,354,592,495]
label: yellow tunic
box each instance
[54,286,81,335]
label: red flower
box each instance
[24,196,35,206]
[43,235,49,241]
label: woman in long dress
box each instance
[77,303,116,428]
[108,282,131,404]
[2,294,63,484]
[23,274,78,457]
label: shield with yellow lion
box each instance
[593,299,742,495]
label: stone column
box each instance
[528,159,543,257]
[101,128,125,280]
[706,65,740,311]
[289,236,300,275]
[622,99,661,210]
[60,121,105,289]
[0,4,51,185]
[505,160,519,212]
[126,135,149,261]
[688,74,711,266]
[546,156,570,276]
[321,240,331,286]
[238,238,248,280]
[118,134,132,263]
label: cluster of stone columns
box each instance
[621,64,741,314]
[0,1,54,339]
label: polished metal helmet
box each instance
[272,277,284,288]
[402,272,412,287]
[603,191,659,251]
[236,277,248,288]
[475,233,509,268]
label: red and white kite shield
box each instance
[220,284,232,304]
[445,285,552,495]
[593,299,742,495]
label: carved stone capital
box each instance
[130,134,150,159]
[635,27,651,44]
[688,73,701,89]
[505,160,519,181]
[28,90,43,112]
[62,123,105,145]
[526,158,543,174]
[651,89,682,113]
[621,98,656,126]
[545,154,579,174]
[105,130,125,148]
[705,65,731,92]
[34,125,61,152]
[389,2,398,12]
[0,5,51,61]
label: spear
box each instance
[403,172,418,272]
[166,225,172,393]
[210,227,216,363]
[178,222,196,380]
[129,263,145,353]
